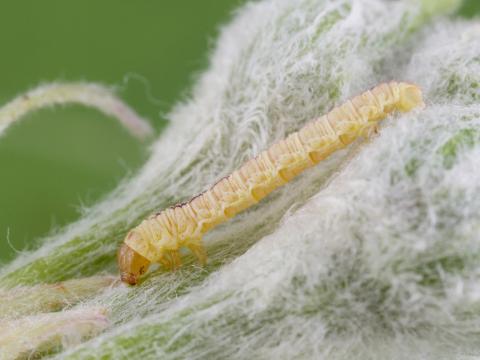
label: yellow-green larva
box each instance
[118,81,425,285]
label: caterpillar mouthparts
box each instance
[118,81,424,285]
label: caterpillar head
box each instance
[118,241,151,285]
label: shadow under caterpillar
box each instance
[118,81,424,285]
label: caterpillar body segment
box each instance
[118,81,424,285]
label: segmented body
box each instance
[123,81,424,269]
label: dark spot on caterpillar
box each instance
[170,190,207,210]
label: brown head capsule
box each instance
[118,241,151,285]
[118,81,424,285]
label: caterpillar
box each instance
[118,81,424,285]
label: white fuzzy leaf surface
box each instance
[3,0,479,359]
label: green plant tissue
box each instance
[4,0,480,359]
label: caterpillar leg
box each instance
[158,250,182,271]
[367,123,380,137]
[169,250,182,269]
[187,243,207,266]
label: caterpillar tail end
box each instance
[398,83,425,112]
[118,242,151,285]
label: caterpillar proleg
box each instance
[118,81,424,285]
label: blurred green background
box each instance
[0,0,478,263]
[0,1,242,263]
